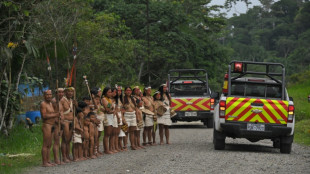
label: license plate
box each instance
[247,123,265,131]
[185,112,197,116]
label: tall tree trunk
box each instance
[6,54,27,131]
[0,72,12,132]
[15,54,27,92]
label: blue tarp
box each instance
[18,84,49,97]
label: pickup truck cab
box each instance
[213,61,295,154]
[168,69,215,128]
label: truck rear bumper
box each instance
[172,111,213,122]
[220,122,292,139]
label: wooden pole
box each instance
[54,38,61,164]
[72,41,77,159]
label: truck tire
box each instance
[280,135,294,154]
[203,118,213,128]
[272,138,280,148]
[206,118,213,128]
[213,126,225,150]
[280,143,292,154]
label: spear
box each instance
[44,45,52,88]
[54,38,62,164]
[83,75,97,110]
[72,41,77,159]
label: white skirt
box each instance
[144,114,154,127]
[104,114,114,126]
[157,108,172,126]
[113,114,118,128]
[72,133,82,144]
[119,129,126,137]
[124,111,137,127]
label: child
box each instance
[77,102,90,161]
[83,96,92,108]
[73,108,83,161]
[90,112,101,157]
[88,112,97,159]
[83,115,90,158]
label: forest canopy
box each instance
[1,0,310,133]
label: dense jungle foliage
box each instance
[1,0,310,133]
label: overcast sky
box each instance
[209,0,262,17]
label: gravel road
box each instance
[27,122,310,174]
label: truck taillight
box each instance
[288,105,294,123]
[219,100,226,118]
[210,98,215,110]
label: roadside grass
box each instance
[0,124,42,174]
[287,79,310,121]
[288,78,310,146]
[0,122,105,174]
[294,119,310,146]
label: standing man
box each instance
[59,87,75,162]
[51,88,64,164]
[40,90,59,167]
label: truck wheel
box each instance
[272,139,280,148]
[280,135,294,154]
[280,143,292,154]
[206,118,213,128]
[213,126,225,150]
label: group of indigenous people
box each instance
[40,84,173,167]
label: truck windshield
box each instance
[170,83,207,96]
[231,83,282,98]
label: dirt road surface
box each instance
[27,122,310,174]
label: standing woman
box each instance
[132,87,144,149]
[111,87,119,153]
[157,84,172,145]
[142,86,156,146]
[101,87,115,154]
[91,88,104,155]
[116,86,126,151]
[123,87,139,150]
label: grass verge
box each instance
[294,119,310,146]
[288,77,310,146]
[287,76,310,121]
[0,124,42,174]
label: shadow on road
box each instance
[170,124,208,129]
[224,143,279,153]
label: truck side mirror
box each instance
[289,97,294,102]
[308,95,310,103]
[211,92,220,100]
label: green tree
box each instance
[0,1,39,134]
[93,0,229,87]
